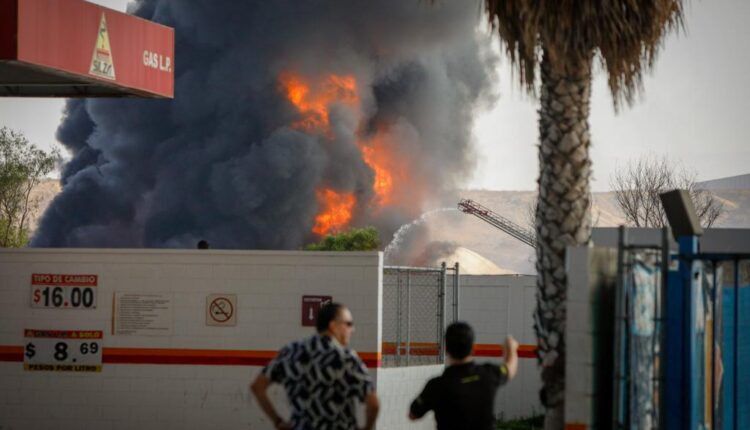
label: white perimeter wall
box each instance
[0,249,382,430]
[0,250,544,429]
[459,275,542,420]
[376,365,443,429]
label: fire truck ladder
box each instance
[457,199,537,249]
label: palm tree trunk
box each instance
[535,50,593,430]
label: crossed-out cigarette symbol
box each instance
[210,298,234,322]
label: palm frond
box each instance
[484,0,685,107]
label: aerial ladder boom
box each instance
[457,199,537,249]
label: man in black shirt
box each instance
[409,322,519,430]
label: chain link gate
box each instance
[382,263,459,367]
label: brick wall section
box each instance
[0,248,381,430]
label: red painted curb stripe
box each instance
[103,353,272,366]
[0,346,381,368]
[1,343,537,366]
[381,343,538,359]
[474,344,538,359]
[0,346,22,362]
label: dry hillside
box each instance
[27,179,61,232]
[26,181,750,274]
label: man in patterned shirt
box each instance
[251,303,380,430]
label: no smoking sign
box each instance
[206,294,237,326]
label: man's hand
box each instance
[503,335,519,380]
[251,374,289,429]
[360,391,380,430]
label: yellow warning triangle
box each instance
[89,14,116,80]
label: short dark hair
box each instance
[445,322,474,359]
[316,302,344,333]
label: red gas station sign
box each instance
[301,295,332,327]
[0,0,174,98]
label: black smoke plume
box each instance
[33,0,497,249]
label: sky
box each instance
[1,0,748,192]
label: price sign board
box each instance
[23,329,103,372]
[30,273,98,309]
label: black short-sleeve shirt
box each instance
[410,361,509,430]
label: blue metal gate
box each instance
[613,227,749,429]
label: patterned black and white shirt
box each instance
[263,334,373,430]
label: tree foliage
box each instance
[0,127,59,247]
[305,227,380,251]
[611,156,723,228]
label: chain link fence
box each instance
[382,263,459,367]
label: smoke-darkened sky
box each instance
[2,0,748,192]
[2,0,749,250]
[29,0,497,249]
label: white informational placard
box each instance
[206,294,237,326]
[30,273,98,309]
[23,329,103,372]
[113,292,173,336]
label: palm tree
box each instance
[481,1,685,427]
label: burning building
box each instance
[32,0,497,249]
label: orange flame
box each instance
[312,188,356,236]
[279,71,417,234]
[360,125,417,208]
[279,72,358,133]
[360,144,394,206]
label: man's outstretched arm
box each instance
[504,335,519,380]
[250,373,289,429]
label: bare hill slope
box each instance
[27,181,750,274]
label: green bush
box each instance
[305,226,380,251]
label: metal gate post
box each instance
[396,271,402,367]
[732,259,739,430]
[439,262,447,363]
[612,226,628,429]
[659,227,670,430]
[709,261,718,430]
[406,270,411,366]
[664,248,686,430]
[678,234,700,430]
[453,262,460,321]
